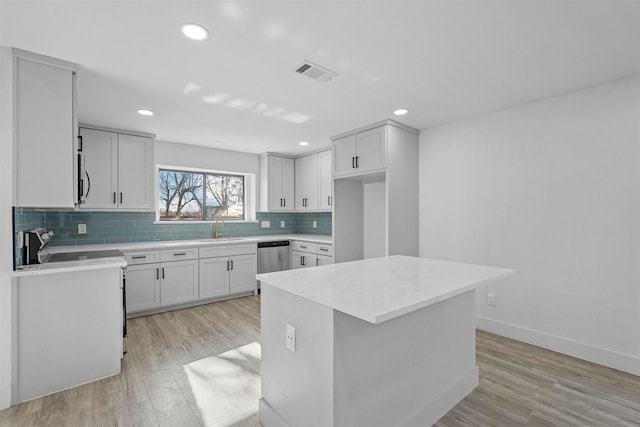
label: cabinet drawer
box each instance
[160,248,198,262]
[317,244,333,256]
[291,241,317,253]
[199,244,256,259]
[125,250,160,265]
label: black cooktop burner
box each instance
[47,249,125,263]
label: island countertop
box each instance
[257,255,514,324]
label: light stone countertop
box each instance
[257,255,514,324]
[41,234,331,254]
[14,234,332,276]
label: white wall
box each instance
[0,46,15,409]
[155,140,259,175]
[419,76,640,375]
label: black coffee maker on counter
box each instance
[23,228,54,265]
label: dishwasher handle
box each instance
[258,241,290,248]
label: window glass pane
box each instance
[205,174,245,220]
[158,170,204,220]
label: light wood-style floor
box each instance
[1,295,638,427]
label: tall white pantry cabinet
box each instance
[332,120,419,263]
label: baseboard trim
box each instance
[477,316,640,376]
[0,381,11,410]
[259,398,289,427]
[399,366,479,427]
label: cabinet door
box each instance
[80,128,118,209]
[160,260,199,306]
[356,126,386,172]
[295,154,318,210]
[229,254,257,294]
[15,57,75,208]
[118,134,154,210]
[281,157,295,210]
[291,250,313,269]
[316,254,333,266]
[199,257,230,299]
[267,156,285,210]
[318,150,332,210]
[332,134,357,176]
[126,263,161,313]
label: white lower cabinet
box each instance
[199,244,257,298]
[125,263,161,312]
[291,241,333,268]
[199,257,230,299]
[160,259,199,307]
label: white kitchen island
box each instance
[257,255,513,427]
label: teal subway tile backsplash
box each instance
[13,209,331,267]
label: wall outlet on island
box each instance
[487,293,497,307]
[261,220,270,228]
[78,224,87,234]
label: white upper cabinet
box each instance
[259,154,295,211]
[332,125,386,177]
[295,154,319,210]
[294,149,332,212]
[14,51,77,208]
[318,150,333,210]
[79,126,154,211]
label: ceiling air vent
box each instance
[294,60,338,83]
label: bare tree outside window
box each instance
[159,169,244,221]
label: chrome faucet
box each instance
[214,214,224,239]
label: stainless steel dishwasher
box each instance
[257,241,290,290]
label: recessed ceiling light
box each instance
[394,108,409,116]
[299,141,309,146]
[182,23,209,41]
[137,109,154,116]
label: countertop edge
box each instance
[42,234,332,255]
[13,258,127,277]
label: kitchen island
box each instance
[257,255,513,427]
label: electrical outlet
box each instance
[313,220,317,228]
[17,231,24,249]
[487,293,497,306]
[78,224,87,234]
[261,220,270,228]
[280,221,285,228]
[286,324,296,352]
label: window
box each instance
[158,168,245,221]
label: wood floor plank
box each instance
[1,295,638,427]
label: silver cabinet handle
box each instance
[226,260,230,271]
[328,196,332,206]
[173,252,186,256]
[113,192,116,204]
[156,268,159,280]
[301,256,305,266]
[320,248,328,252]
[120,192,123,204]
[162,268,165,279]
[132,255,146,259]
[230,260,234,270]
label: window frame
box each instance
[155,165,256,223]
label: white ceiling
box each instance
[1,1,639,156]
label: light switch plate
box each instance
[261,220,270,228]
[78,224,87,234]
[312,220,317,228]
[280,221,285,228]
